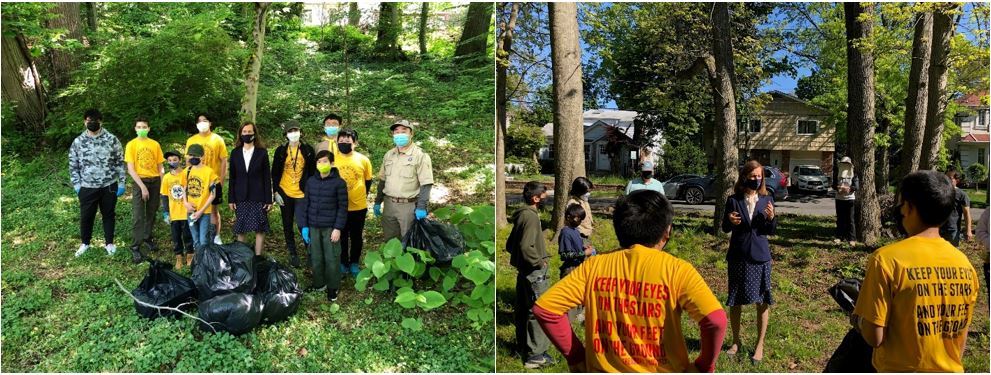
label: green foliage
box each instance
[967,163,989,185]
[660,141,708,178]
[308,25,374,57]
[0,2,63,57]
[506,124,546,160]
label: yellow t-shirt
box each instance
[535,244,723,372]
[160,170,188,220]
[279,145,306,199]
[335,150,373,211]
[124,137,164,178]
[853,236,979,372]
[185,133,228,178]
[181,166,219,215]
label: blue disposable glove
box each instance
[116,186,125,197]
[415,208,428,220]
[162,212,170,223]
[74,185,81,194]
[373,203,382,217]
[301,227,310,244]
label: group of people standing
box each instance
[68,109,433,302]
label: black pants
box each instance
[341,209,368,266]
[835,199,856,241]
[79,183,118,245]
[279,195,300,256]
[170,220,194,255]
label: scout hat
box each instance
[390,119,414,132]
[187,144,205,157]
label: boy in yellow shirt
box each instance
[334,128,374,276]
[185,115,227,245]
[124,117,164,263]
[160,151,194,268]
[182,144,219,252]
[852,170,980,372]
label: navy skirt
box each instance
[233,201,270,234]
[726,259,774,306]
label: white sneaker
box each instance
[75,244,90,257]
[213,235,223,245]
[105,244,117,255]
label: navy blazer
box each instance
[721,193,776,263]
[228,146,273,204]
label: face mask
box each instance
[196,122,210,133]
[338,143,353,154]
[168,161,181,169]
[317,164,332,174]
[86,121,101,132]
[287,131,301,143]
[393,134,411,147]
[744,178,762,191]
[642,171,653,180]
[240,134,255,144]
[324,126,339,137]
[189,157,201,166]
[136,129,149,137]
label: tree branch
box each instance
[114,278,217,334]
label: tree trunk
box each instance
[418,3,429,56]
[899,12,932,179]
[239,2,270,124]
[1,34,46,131]
[454,2,494,64]
[348,3,360,27]
[708,3,739,233]
[844,2,881,246]
[920,5,958,170]
[549,2,586,231]
[85,2,98,32]
[876,109,891,195]
[496,3,521,228]
[43,2,84,94]
[374,2,403,60]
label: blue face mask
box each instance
[393,134,411,147]
[324,126,339,137]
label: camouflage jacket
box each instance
[68,129,126,189]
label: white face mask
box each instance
[196,121,211,133]
[582,193,590,201]
[287,131,301,143]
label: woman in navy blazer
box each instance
[228,122,273,256]
[721,160,776,365]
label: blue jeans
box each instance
[188,214,212,251]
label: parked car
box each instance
[661,174,701,200]
[790,165,830,195]
[677,166,788,204]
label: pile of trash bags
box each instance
[823,278,875,373]
[403,218,466,264]
[132,242,303,336]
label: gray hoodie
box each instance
[68,128,126,190]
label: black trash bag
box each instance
[402,218,466,264]
[828,278,862,313]
[254,257,303,324]
[192,242,256,300]
[197,292,263,335]
[823,329,876,373]
[132,259,196,319]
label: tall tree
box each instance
[348,3,360,27]
[43,2,84,94]
[418,2,429,56]
[548,2,585,231]
[239,2,270,124]
[496,2,521,227]
[454,2,494,64]
[920,4,958,170]
[374,2,403,60]
[85,2,98,32]
[1,34,46,131]
[707,3,739,232]
[844,2,881,246]
[899,11,932,178]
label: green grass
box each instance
[495,208,990,372]
[965,188,988,208]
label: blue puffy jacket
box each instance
[295,168,348,230]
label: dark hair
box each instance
[570,176,594,197]
[565,203,587,225]
[522,181,547,204]
[898,170,955,227]
[338,128,358,142]
[323,113,343,125]
[84,109,102,121]
[613,189,673,248]
[134,116,149,125]
[235,122,265,149]
[946,169,963,181]
[735,160,769,196]
[315,149,334,163]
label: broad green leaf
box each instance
[363,251,382,269]
[395,253,416,274]
[442,274,457,291]
[401,317,423,331]
[393,277,413,289]
[432,206,452,221]
[419,291,447,310]
[462,265,492,285]
[468,209,489,225]
[373,278,391,291]
[372,261,390,278]
[382,238,403,258]
[395,290,418,308]
[412,262,426,277]
[429,267,442,281]
[451,254,468,268]
[329,303,340,313]
[354,269,374,291]
[364,297,374,305]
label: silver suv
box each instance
[790,165,830,195]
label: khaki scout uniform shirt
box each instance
[378,144,433,199]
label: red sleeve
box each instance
[533,304,586,366]
[694,309,727,372]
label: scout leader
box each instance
[373,119,434,242]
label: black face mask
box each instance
[744,178,762,191]
[642,171,653,180]
[241,134,255,144]
[189,157,201,166]
[86,120,101,132]
[338,143,353,154]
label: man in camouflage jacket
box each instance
[69,109,127,257]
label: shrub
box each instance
[310,25,374,58]
[967,162,989,189]
[660,141,708,178]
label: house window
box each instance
[979,110,988,129]
[797,120,818,135]
[547,145,554,159]
[980,148,987,166]
[600,145,609,155]
[749,119,761,133]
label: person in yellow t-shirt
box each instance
[334,128,374,277]
[315,113,341,154]
[852,170,980,373]
[271,121,315,268]
[185,115,228,245]
[160,151,194,269]
[182,144,219,252]
[124,117,165,263]
[534,190,728,373]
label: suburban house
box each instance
[538,109,663,175]
[951,91,990,170]
[738,91,835,175]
